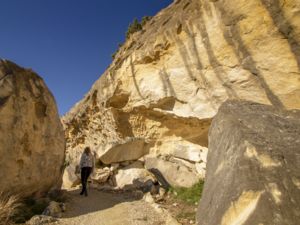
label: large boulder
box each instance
[0,60,65,195]
[197,100,300,225]
[114,161,155,189]
[145,156,200,188]
[99,138,148,164]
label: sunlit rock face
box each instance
[0,60,65,195]
[197,100,300,225]
[62,0,300,187]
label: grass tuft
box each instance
[0,193,22,225]
[169,180,204,205]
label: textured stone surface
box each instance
[0,60,65,195]
[114,161,155,189]
[145,156,199,188]
[62,164,80,189]
[197,100,300,225]
[62,0,300,187]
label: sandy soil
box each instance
[51,189,173,225]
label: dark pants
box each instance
[80,167,92,195]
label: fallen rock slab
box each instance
[114,161,155,189]
[99,139,148,164]
[197,100,300,225]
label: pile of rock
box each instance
[63,144,207,192]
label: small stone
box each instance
[159,187,166,197]
[144,192,155,204]
[110,163,119,171]
[27,215,57,225]
[42,201,65,218]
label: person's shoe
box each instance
[80,191,84,195]
[84,191,88,197]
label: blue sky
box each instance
[0,0,172,115]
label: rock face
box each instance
[197,100,300,225]
[145,156,200,188]
[0,60,65,195]
[62,0,300,188]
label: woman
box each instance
[79,147,94,196]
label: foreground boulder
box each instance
[0,60,65,195]
[197,100,300,225]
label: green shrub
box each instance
[169,180,204,205]
[141,16,152,26]
[126,18,142,39]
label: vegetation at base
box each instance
[169,180,204,205]
[13,197,48,223]
[13,190,68,224]
[0,193,21,225]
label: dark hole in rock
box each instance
[177,24,183,34]
[183,2,190,10]
[35,101,47,118]
[0,96,10,107]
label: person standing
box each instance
[79,147,94,196]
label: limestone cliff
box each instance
[62,0,300,188]
[0,60,65,195]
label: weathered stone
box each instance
[145,156,199,188]
[197,100,300,225]
[159,140,208,163]
[0,60,65,195]
[99,138,148,164]
[91,168,111,184]
[62,0,300,189]
[114,161,155,189]
[26,215,57,225]
[43,201,65,218]
[195,162,206,179]
[143,192,155,204]
[110,163,120,172]
[62,164,80,189]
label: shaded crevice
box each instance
[165,29,218,110]
[129,56,145,100]
[158,68,177,98]
[128,105,211,147]
[0,96,10,107]
[189,5,239,99]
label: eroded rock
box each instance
[0,60,65,195]
[114,161,155,189]
[197,100,300,225]
[145,156,199,188]
[62,0,300,189]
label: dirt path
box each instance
[52,189,178,225]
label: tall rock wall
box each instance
[0,60,65,195]
[62,0,300,187]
